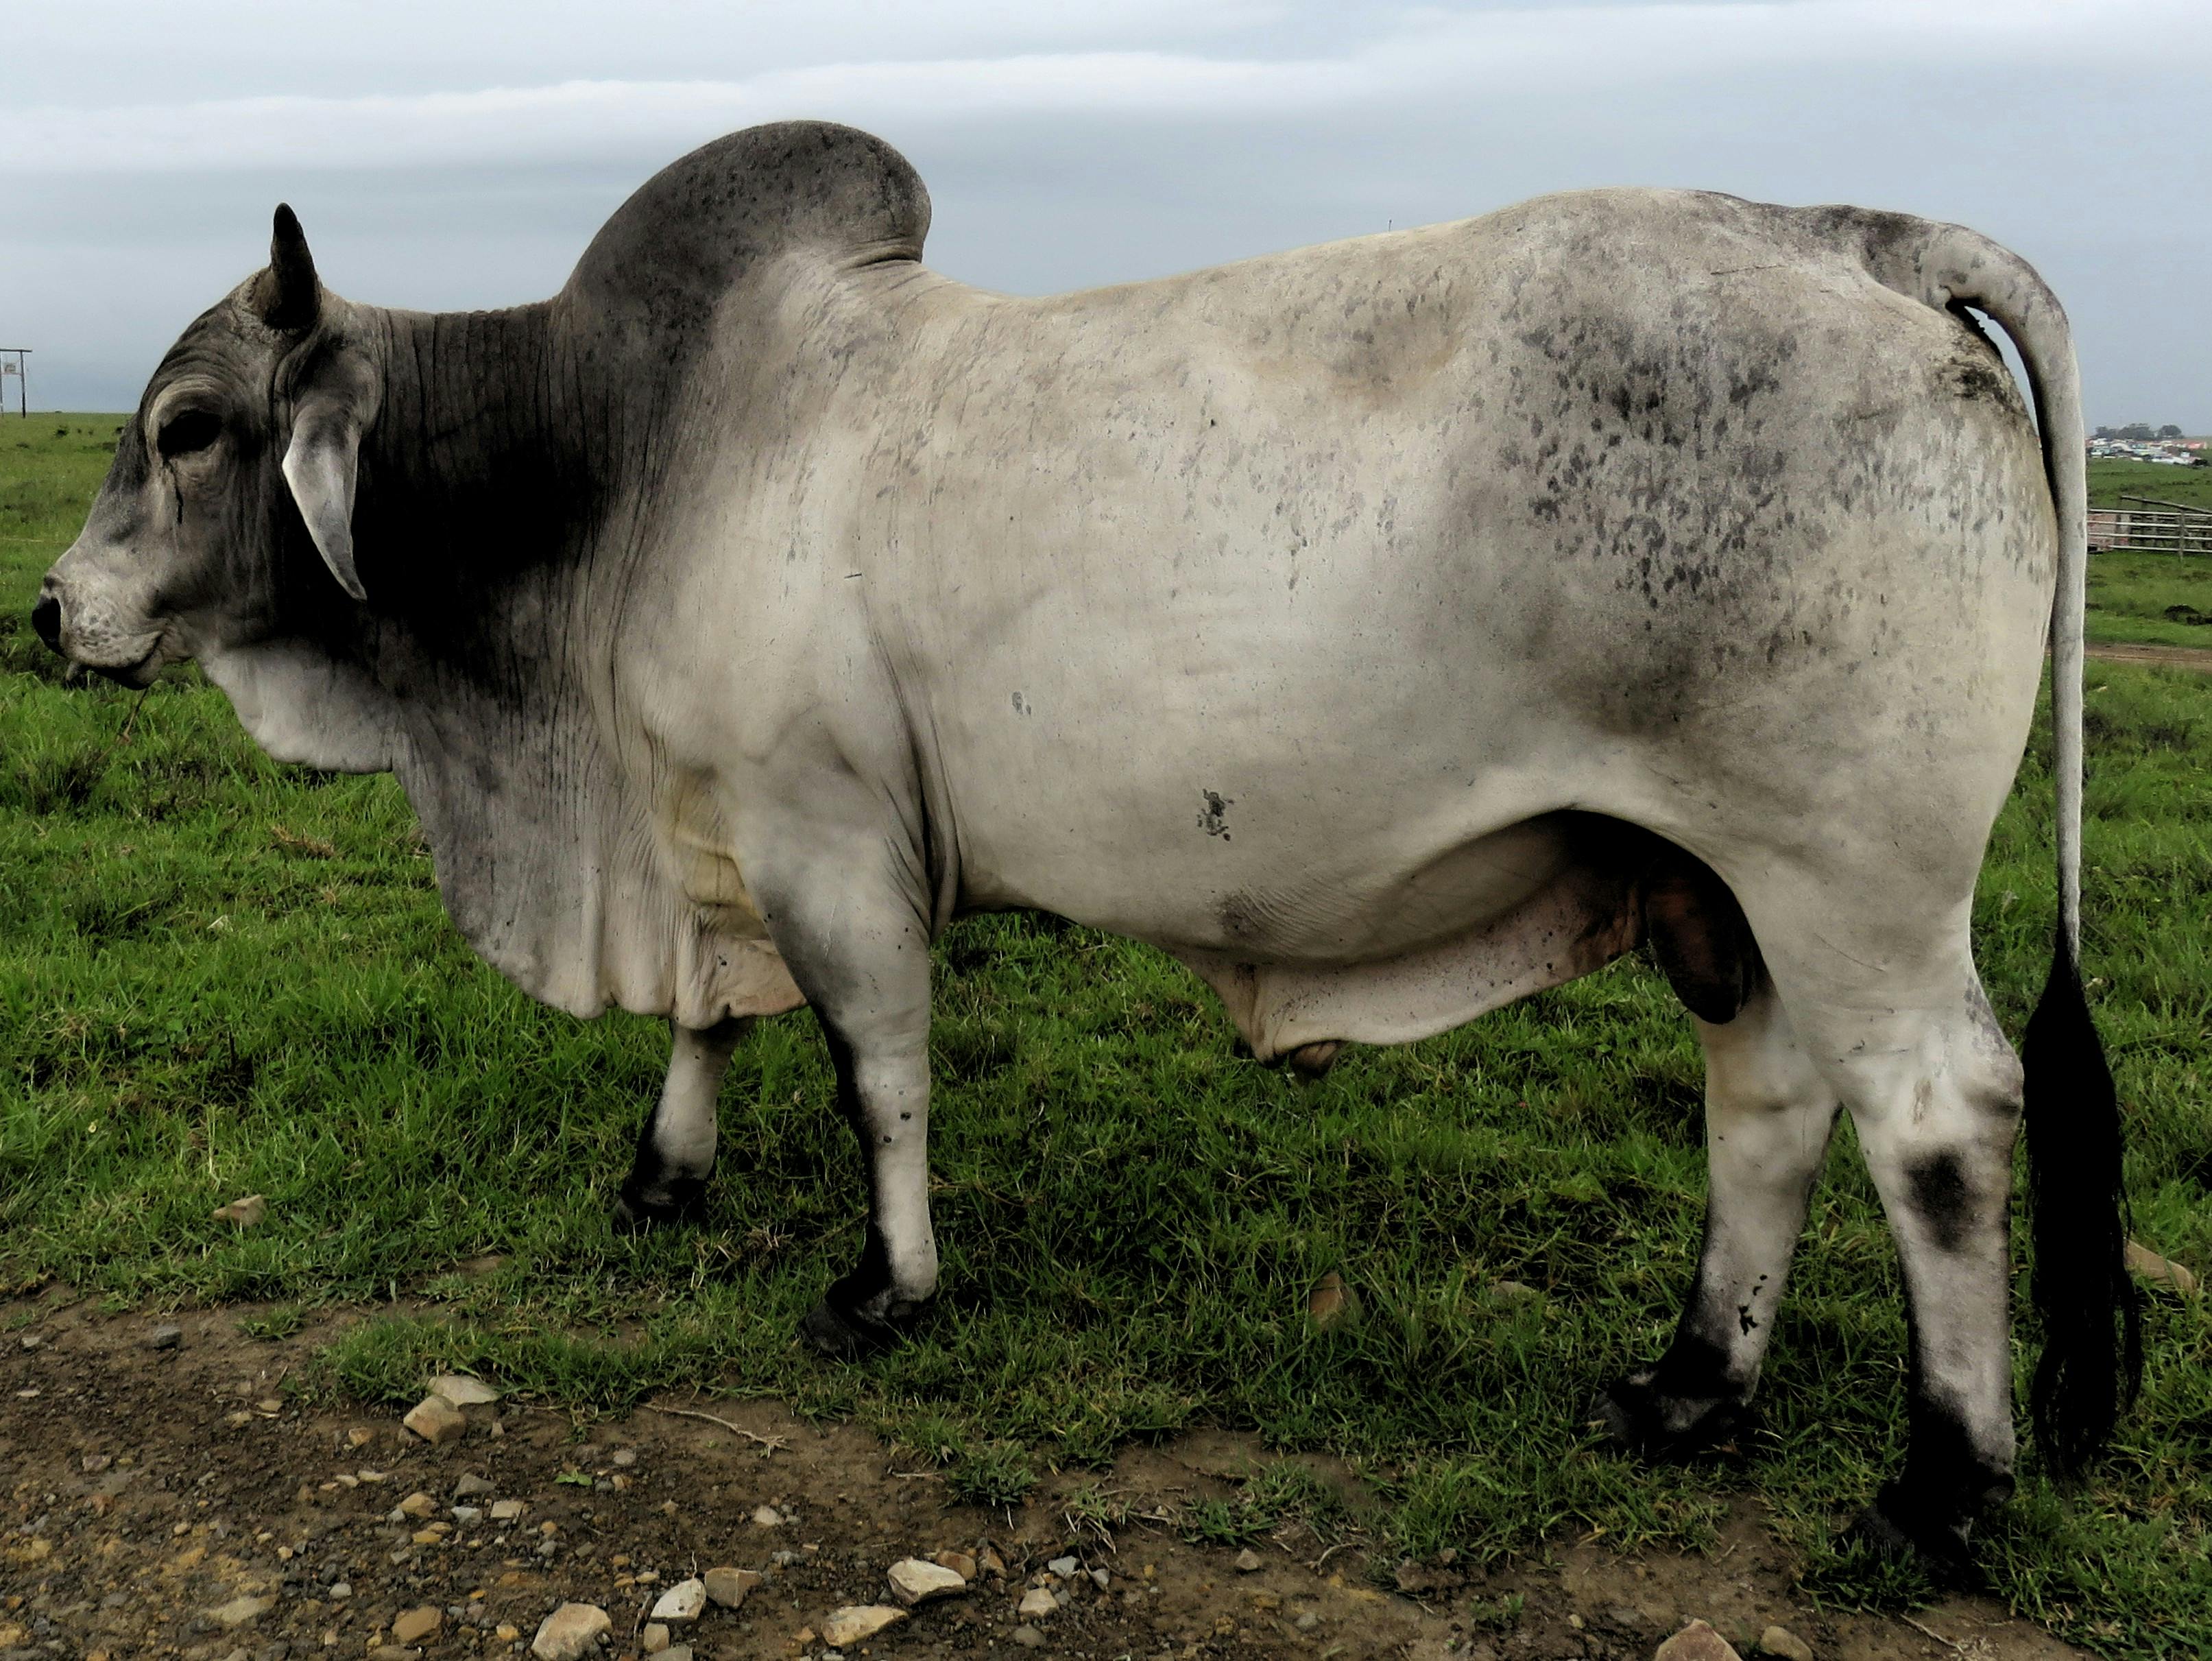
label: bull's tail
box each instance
[1835,210,2142,1479]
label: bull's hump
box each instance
[562,122,929,331]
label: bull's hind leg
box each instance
[1746,899,2025,1567]
[1598,977,1840,1457]
[614,1018,749,1229]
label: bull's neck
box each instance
[334,301,632,697]
[358,302,598,565]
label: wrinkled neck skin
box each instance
[204,299,794,1024]
[205,299,612,774]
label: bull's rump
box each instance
[845,189,2056,961]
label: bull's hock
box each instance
[33,118,2137,1573]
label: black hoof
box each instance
[1590,1374,1757,1462]
[612,1173,710,1232]
[1840,1476,2005,1585]
[799,1295,908,1361]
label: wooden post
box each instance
[0,349,28,418]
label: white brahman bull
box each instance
[35,122,2137,1566]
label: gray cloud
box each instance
[5,1,2206,426]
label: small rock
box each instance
[703,1566,762,1608]
[212,1194,267,1227]
[2126,1239,2199,1295]
[1017,1588,1057,1619]
[453,1472,496,1498]
[659,1650,692,1661]
[751,1504,782,1527]
[821,1605,906,1647]
[149,1324,182,1350]
[1048,1555,1079,1577]
[391,1607,440,1645]
[328,1584,352,1601]
[611,1447,637,1466]
[641,1623,670,1654]
[402,1396,466,1445]
[1491,1278,1541,1302]
[396,1491,437,1520]
[649,1579,706,1623]
[348,1428,374,1448]
[449,1505,480,1524]
[1295,1612,1320,1632]
[488,1499,526,1521]
[1089,1568,1110,1590]
[426,1374,500,1407]
[1656,1619,1744,1661]
[1307,1269,1358,1328]
[978,1546,1007,1578]
[1012,1627,1044,1649]
[888,1558,967,1607]
[209,1594,275,1627]
[529,1603,611,1661]
[932,1550,978,1581]
[1759,1626,1814,1661]
[1234,1549,1263,1574]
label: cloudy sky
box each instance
[6,1,2207,426]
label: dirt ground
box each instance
[2085,641,2212,672]
[0,1293,2087,1661]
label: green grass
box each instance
[5,418,2209,1656]
[2091,457,2212,515]
[2087,551,2212,650]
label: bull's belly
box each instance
[996,811,1646,1063]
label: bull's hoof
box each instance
[612,1173,709,1232]
[1840,1474,2008,1584]
[798,1295,910,1362]
[1590,1374,1757,1462]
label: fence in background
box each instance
[2088,495,2212,557]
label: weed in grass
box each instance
[947,1442,1037,1510]
[1796,1531,1940,1614]
[893,1412,966,1468]
[1464,1594,1526,1634]
[1061,1481,1133,1539]
[237,1305,305,1342]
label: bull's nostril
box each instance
[30,595,63,653]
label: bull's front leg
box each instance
[751,841,940,1360]
[614,1018,749,1230]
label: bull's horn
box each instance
[258,204,322,332]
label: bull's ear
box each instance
[281,398,365,601]
[257,204,322,332]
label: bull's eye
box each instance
[156,409,223,459]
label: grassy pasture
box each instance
[3,418,2209,1655]
[2089,455,2212,516]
